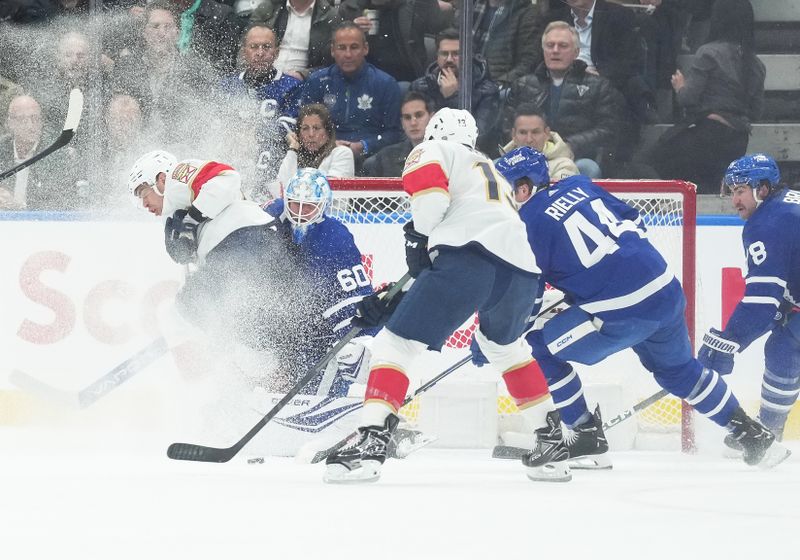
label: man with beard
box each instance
[409,28,500,155]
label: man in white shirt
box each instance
[251,0,343,80]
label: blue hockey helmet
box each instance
[283,168,332,241]
[495,146,550,196]
[723,153,780,194]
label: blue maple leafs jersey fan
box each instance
[264,170,377,395]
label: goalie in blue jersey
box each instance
[486,146,790,469]
[263,168,378,398]
[699,154,800,447]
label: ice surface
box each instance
[1,428,797,560]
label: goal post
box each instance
[327,178,697,452]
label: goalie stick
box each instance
[0,88,83,182]
[491,388,671,459]
[9,337,169,408]
[167,273,413,463]
[308,294,569,463]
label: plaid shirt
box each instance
[472,0,505,56]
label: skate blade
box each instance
[568,453,613,470]
[757,444,791,470]
[526,462,572,483]
[391,433,438,459]
[323,460,382,484]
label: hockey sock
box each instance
[684,367,740,426]
[758,368,800,434]
[544,363,591,428]
[502,361,556,429]
[362,366,409,425]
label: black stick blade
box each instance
[167,443,234,463]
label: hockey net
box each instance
[328,178,697,452]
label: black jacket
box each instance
[410,57,500,152]
[506,60,623,160]
[361,138,413,178]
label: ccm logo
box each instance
[556,334,573,348]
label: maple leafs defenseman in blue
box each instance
[699,154,800,443]
[492,147,789,469]
[264,169,377,399]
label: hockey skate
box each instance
[565,405,612,470]
[324,414,399,484]
[522,410,572,482]
[726,408,791,469]
[388,426,437,459]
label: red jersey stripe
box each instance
[403,161,449,196]
[189,161,234,199]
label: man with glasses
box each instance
[410,28,500,155]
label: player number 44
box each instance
[337,264,371,292]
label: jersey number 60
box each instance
[337,264,371,292]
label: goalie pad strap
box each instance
[703,331,740,354]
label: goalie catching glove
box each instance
[698,328,740,375]
[403,221,432,278]
[351,283,407,329]
[165,206,206,264]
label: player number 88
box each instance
[748,241,767,266]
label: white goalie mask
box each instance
[424,107,478,148]
[283,168,332,241]
[127,150,177,208]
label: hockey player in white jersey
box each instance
[491,146,790,469]
[324,108,570,484]
[699,154,800,447]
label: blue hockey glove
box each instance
[698,328,740,375]
[470,335,490,368]
[403,221,431,278]
[165,207,204,264]
[351,283,407,329]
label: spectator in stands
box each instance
[112,1,217,143]
[410,27,500,154]
[301,21,402,165]
[220,24,304,192]
[0,74,23,136]
[273,102,354,197]
[469,0,543,89]
[500,104,578,180]
[647,0,765,194]
[0,95,43,209]
[362,91,433,177]
[101,94,146,207]
[250,0,343,80]
[169,0,243,74]
[348,0,453,83]
[505,21,622,177]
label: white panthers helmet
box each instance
[424,107,478,148]
[127,150,177,204]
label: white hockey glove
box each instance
[335,337,372,385]
[531,288,568,331]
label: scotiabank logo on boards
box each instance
[16,250,179,346]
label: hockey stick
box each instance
[307,354,473,464]
[0,88,83,182]
[308,295,570,463]
[9,337,169,408]
[167,273,413,463]
[491,388,671,459]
